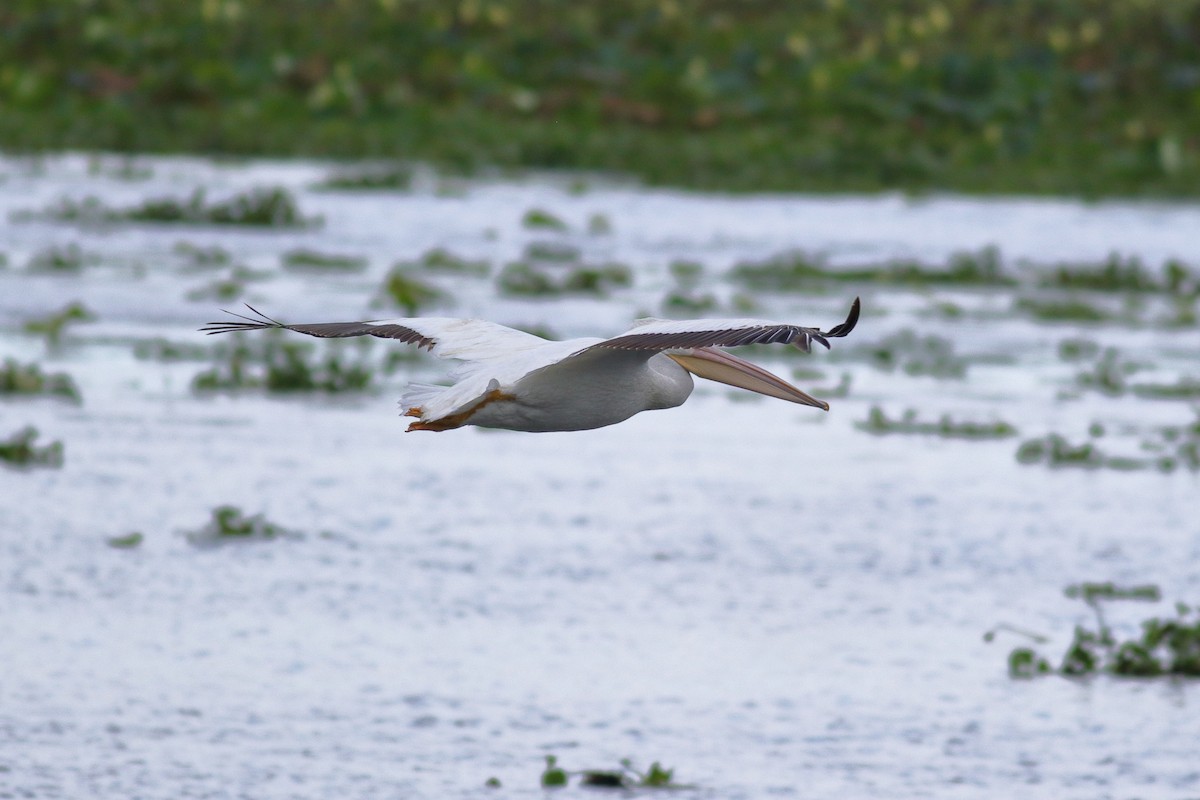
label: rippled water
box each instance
[1,155,1198,798]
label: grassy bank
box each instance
[2,0,1198,194]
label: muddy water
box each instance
[1,156,1198,798]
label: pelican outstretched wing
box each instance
[576,296,860,355]
[200,305,548,363]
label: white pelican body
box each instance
[201,299,860,433]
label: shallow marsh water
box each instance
[1,156,1198,798]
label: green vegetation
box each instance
[1015,433,1127,470]
[0,358,82,403]
[376,266,445,314]
[1001,583,1200,679]
[498,261,632,297]
[538,755,682,790]
[587,213,613,235]
[23,302,96,347]
[23,187,319,228]
[183,264,272,303]
[1014,296,1114,323]
[406,248,490,276]
[185,505,296,545]
[27,242,94,273]
[1057,337,1100,362]
[281,248,368,273]
[732,247,1012,292]
[0,426,64,468]
[87,155,152,181]
[1038,254,1199,295]
[192,339,376,394]
[184,274,248,303]
[173,241,233,268]
[844,329,968,379]
[1073,348,1138,396]
[857,406,1017,439]
[134,338,212,362]
[540,756,568,788]
[2,2,1197,195]
[523,241,580,263]
[1074,348,1200,400]
[662,259,718,314]
[106,532,144,549]
[1016,413,1200,472]
[521,208,568,231]
[314,163,413,191]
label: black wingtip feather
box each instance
[823,297,861,339]
[198,304,286,335]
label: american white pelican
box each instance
[200,298,860,432]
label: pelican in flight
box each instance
[200,298,860,433]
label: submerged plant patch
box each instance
[1017,413,1200,473]
[497,261,631,297]
[192,338,377,394]
[731,247,1013,292]
[22,302,95,348]
[538,755,683,790]
[856,406,1017,439]
[0,358,81,403]
[314,163,413,191]
[999,583,1200,679]
[26,242,95,273]
[23,187,320,228]
[1037,254,1199,296]
[281,248,368,273]
[521,208,568,231]
[0,426,64,468]
[184,505,298,546]
[839,329,969,379]
[376,267,446,314]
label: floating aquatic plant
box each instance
[521,208,568,231]
[523,241,581,263]
[1014,296,1114,323]
[185,505,297,546]
[497,261,632,297]
[661,259,717,314]
[0,358,82,403]
[376,266,446,314]
[1016,413,1200,473]
[26,242,94,273]
[540,756,567,788]
[842,329,968,379]
[281,248,368,273]
[1057,337,1100,362]
[0,426,64,468]
[411,248,490,276]
[856,406,1017,439]
[314,163,413,191]
[173,241,233,268]
[134,338,214,362]
[731,246,1013,292]
[537,755,683,790]
[587,212,613,235]
[22,302,95,348]
[997,583,1200,679]
[106,532,144,549]
[192,339,376,394]
[27,187,320,228]
[1037,254,1199,296]
[1069,348,1200,401]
